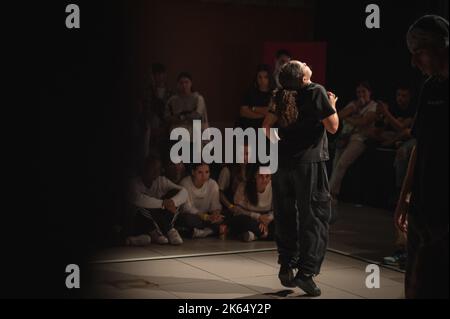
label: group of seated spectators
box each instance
[125,149,274,246]
[330,81,417,201]
[125,50,417,256]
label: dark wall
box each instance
[135,0,315,130]
[35,0,139,298]
[315,0,448,107]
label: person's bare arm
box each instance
[323,92,339,134]
[220,191,238,213]
[378,102,408,132]
[395,145,417,232]
[240,106,265,119]
[253,106,271,116]
[346,111,377,128]
[338,103,356,120]
[262,112,279,142]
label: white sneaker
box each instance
[242,231,257,242]
[192,227,214,238]
[150,230,169,245]
[167,228,183,245]
[126,234,151,246]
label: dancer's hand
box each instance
[259,223,268,235]
[394,196,409,233]
[327,91,338,109]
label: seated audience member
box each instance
[126,156,187,246]
[165,72,209,136]
[177,163,224,238]
[273,49,292,89]
[375,86,417,193]
[330,81,378,199]
[218,144,250,214]
[371,85,416,147]
[164,155,187,185]
[228,164,274,242]
[237,64,276,129]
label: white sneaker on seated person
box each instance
[167,228,183,245]
[242,231,257,242]
[126,234,151,246]
[150,230,169,245]
[192,228,214,239]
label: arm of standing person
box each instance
[240,106,267,119]
[322,91,339,134]
[262,111,279,144]
[395,145,417,233]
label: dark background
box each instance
[6,0,446,298]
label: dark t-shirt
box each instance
[237,88,272,129]
[243,87,272,107]
[410,76,449,223]
[390,103,416,119]
[277,82,336,165]
[382,103,417,131]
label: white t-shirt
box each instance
[233,181,273,221]
[130,176,188,209]
[341,100,377,141]
[180,176,222,215]
[165,92,209,134]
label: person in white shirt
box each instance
[228,164,274,242]
[330,81,378,199]
[127,156,188,246]
[177,163,224,238]
[165,72,209,136]
[218,144,250,216]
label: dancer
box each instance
[263,60,339,296]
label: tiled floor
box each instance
[87,203,405,299]
[86,250,405,299]
[92,238,276,263]
[92,202,399,266]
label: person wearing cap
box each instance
[396,15,449,299]
[263,61,339,297]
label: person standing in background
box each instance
[396,15,449,299]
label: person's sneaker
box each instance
[242,231,257,242]
[294,273,321,297]
[278,265,296,288]
[125,234,151,246]
[150,230,169,245]
[192,228,214,239]
[167,228,183,245]
[383,250,407,266]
